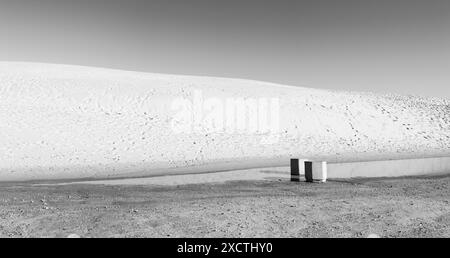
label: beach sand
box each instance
[1,62,449,182]
[0,169,449,238]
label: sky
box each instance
[0,0,449,98]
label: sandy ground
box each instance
[2,62,449,182]
[0,169,449,238]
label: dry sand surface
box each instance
[0,170,449,238]
[1,62,449,181]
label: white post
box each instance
[312,161,327,182]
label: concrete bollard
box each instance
[290,159,300,182]
[304,161,313,182]
[305,161,327,183]
[312,161,327,182]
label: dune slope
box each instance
[0,62,449,181]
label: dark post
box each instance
[290,159,300,182]
[305,161,313,182]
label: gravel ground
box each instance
[0,174,449,238]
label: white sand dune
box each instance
[0,62,449,181]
